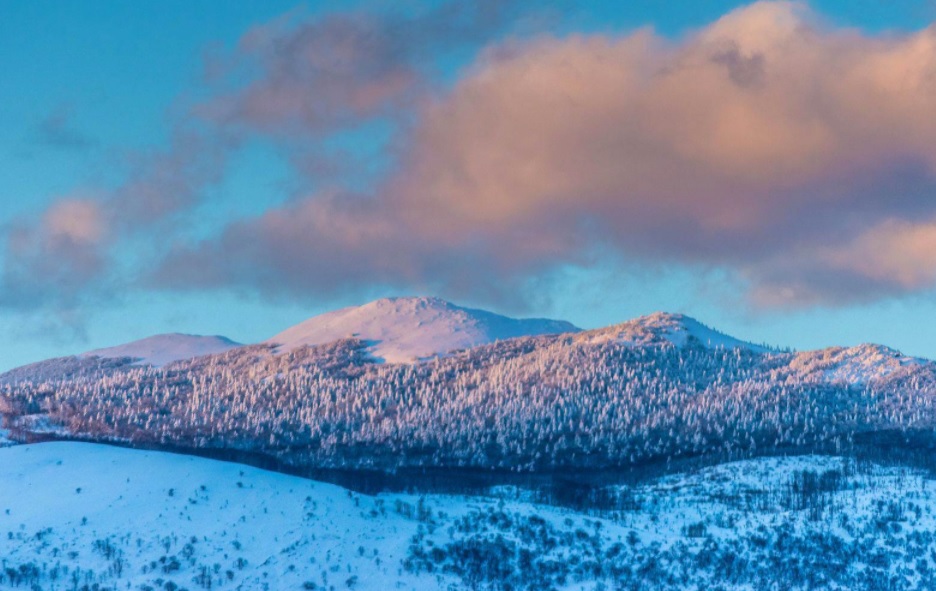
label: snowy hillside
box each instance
[578,311,771,353]
[4,442,936,590]
[265,296,579,363]
[0,442,434,590]
[83,333,242,367]
[790,343,925,384]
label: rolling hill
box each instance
[83,333,242,367]
[1,441,935,591]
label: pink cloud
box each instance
[10,1,936,318]
[153,1,936,308]
[2,1,532,319]
[1,197,110,312]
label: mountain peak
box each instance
[266,296,579,363]
[365,296,458,312]
[791,342,922,384]
[83,333,241,367]
[578,311,769,352]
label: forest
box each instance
[2,333,936,479]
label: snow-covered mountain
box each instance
[83,333,242,367]
[3,295,936,476]
[265,296,579,363]
[577,311,771,353]
[3,301,936,590]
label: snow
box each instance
[789,342,924,384]
[83,333,241,367]
[2,442,936,590]
[614,453,932,548]
[578,311,770,352]
[0,442,595,591]
[0,442,436,590]
[265,296,579,363]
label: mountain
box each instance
[265,296,579,363]
[83,333,242,367]
[2,301,936,591]
[2,441,936,591]
[577,311,771,352]
[2,297,936,476]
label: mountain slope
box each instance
[0,441,430,590]
[83,333,241,367]
[266,296,579,363]
[790,343,924,384]
[578,311,771,352]
[3,442,936,591]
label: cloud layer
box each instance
[7,1,936,319]
[157,1,936,308]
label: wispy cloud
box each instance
[1,0,529,320]
[34,104,96,150]
[0,196,110,314]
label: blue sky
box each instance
[2,0,936,370]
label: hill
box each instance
[577,311,771,352]
[1,297,934,475]
[265,296,579,363]
[83,333,242,367]
[2,442,936,591]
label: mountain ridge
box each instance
[576,311,772,353]
[2,295,936,476]
[1,296,927,379]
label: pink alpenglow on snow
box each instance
[265,296,578,363]
[83,333,241,367]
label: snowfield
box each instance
[264,296,579,363]
[0,442,439,591]
[83,334,242,368]
[4,443,936,590]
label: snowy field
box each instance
[2,443,936,590]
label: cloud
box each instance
[9,1,936,321]
[0,123,230,319]
[194,0,529,180]
[750,217,936,306]
[1,0,534,318]
[34,104,96,150]
[113,129,233,226]
[1,197,110,312]
[151,189,555,307]
[152,1,936,308]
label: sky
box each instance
[2,0,936,370]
